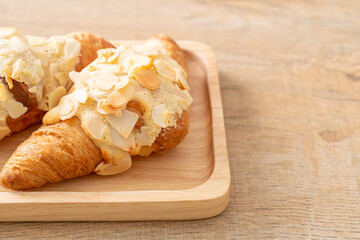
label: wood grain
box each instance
[0,41,230,221]
[0,43,215,193]
[1,0,360,238]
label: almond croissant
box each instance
[0,28,114,140]
[0,34,192,190]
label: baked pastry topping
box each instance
[0,27,81,139]
[45,42,193,175]
[0,34,189,190]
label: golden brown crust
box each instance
[0,34,189,190]
[6,108,45,133]
[136,34,190,155]
[68,32,115,72]
[0,118,102,190]
[5,79,37,109]
[4,32,114,137]
[2,78,45,133]
[149,34,187,72]
[150,110,189,154]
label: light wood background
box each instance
[1,0,360,239]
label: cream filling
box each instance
[0,27,81,139]
[48,43,193,175]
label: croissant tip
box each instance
[0,168,47,191]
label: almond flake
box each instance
[95,151,132,175]
[28,86,37,93]
[95,72,118,91]
[64,39,81,60]
[59,97,79,120]
[4,67,13,88]
[165,83,193,106]
[99,48,117,63]
[153,59,175,81]
[132,66,160,90]
[136,126,153,146]
[106,109,139,138]
[115,75,130,89]
[85,113,104,140]
[123,55,152,72]
[89,89,111,101]
[49,63,59,80]
[87,65,98,72]
[98,100,123,116]
[102,84,135,109]
[71,89,88,103]
[110,125,136,151]
[96,100,112,115]
[3,100,27,119]
[107,50,120,63]
[0,126,10,140]
[54,72,68,86]
[49,86,67,109]
[69,71,82,84]
[152,104,166,128]
[175,68,190,90]
[11,59,25,79]
[0,84,11,101]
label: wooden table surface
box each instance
[1,0,360,239]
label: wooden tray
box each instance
[0,41,230,221]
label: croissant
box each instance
[0,34,193,190]
[0,27,114,140]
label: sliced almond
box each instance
[96,100,116,115]
[153,59,175,81]
[175,68,190,90]
[98,48,118,63]
[89,88,111,101]
[152,104,166,128]
[28,86,37,93]
[0,126,10,140]
[165,83,193,107]
[132,66,160,90]
[59,97,79,120]
[11,59,25,79]
[110,126,136,151]
[136,126,153,146]
[49,63,59,80]
[54,72,68,87]
[115,75,130,90]
[0,83,11,101]
[105,109,139,138]
[64,39,81,60]
[3,100,28,119]
[123,55,152,72]
[87,65,98,72]
[49,86,67,109]
[71,89,88,103]
[69,71,82,84]
[85,113,104,140]
[97,99,122,116]
[102,84,135,109]
[107,49,120,63]
[95,72,118,91]
[43,106,61,125]
[3,66,13,89]
[95,151,132,176]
